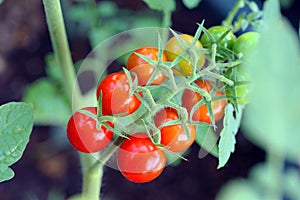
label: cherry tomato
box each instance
[164,34,206,76]
[233,32,260,57]
[200,26,236,49]
[117,133,166,183]
[225,66,251,105]
[154,107,196,152]
[96,72,141,116]
[66,107,114,153]
[127,46,167,86]
[182,80,227,124]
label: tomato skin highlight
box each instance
[127,46,167,86]
[164,34,206,76]
[66,107,114,153]
[117,133,166,183]
[182,80,227,124]
[96,72,141,116]
[154,107,196,152]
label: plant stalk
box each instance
[43,0,103,199]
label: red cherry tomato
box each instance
[182,80,226,124]
[117,133,166,183]
[96,72,141,116]
[154,107,196,152]
[66,107,114,153]
[127,46,167,86]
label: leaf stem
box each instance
[43,0,81,103]
[222,0,245,28]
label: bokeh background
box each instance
[0,0,299,199]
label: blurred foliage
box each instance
[280,0,295,8]
[23,53,71,126]
[244,0,300,163]
[218,0,300,199]
[64,0,161,48]
[182,0,202,9]
[143,0,175,12]
[0,102,33,182]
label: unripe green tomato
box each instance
[225,66,251,105]
[233,32,260,58]
[200,26,236,49]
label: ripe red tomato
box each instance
[127,46,167,86]
[117,133,166,183]
[182,80,226,124]
[66,107,114,153]
[154,107,196,152]
[96,72,141,116]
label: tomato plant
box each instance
[182,80,227,124]
[200,26,236,49]
[233,32,260,57]
[225,66,251,105]
[164,34,206,76]
[154,107,196,152]
[127,46,167,86]
[96,72,141,116]
[117,133,166,183]
[66,107,114,153]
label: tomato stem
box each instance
[222,0,245,29]
[43,0,103,199]
[43,0,82,104]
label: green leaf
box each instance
[243,0,300,163]
[196,124,219,158]
[0,0,3,5]
[0,102,33,182]
[218,104,244,169]
[23,78,71,126]
[143,0,175,12]
[182,0,202,9]
[262,0,281,25]
[216,179,261,200]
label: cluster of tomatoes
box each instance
[66,25,260,183]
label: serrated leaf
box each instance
[243,0,300,163]
[143,0,175,12]
[0,102,33,182]
[23,78,71,126]
[196,124,219,158]
[182,0,202,9]
[218,104,243,169]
